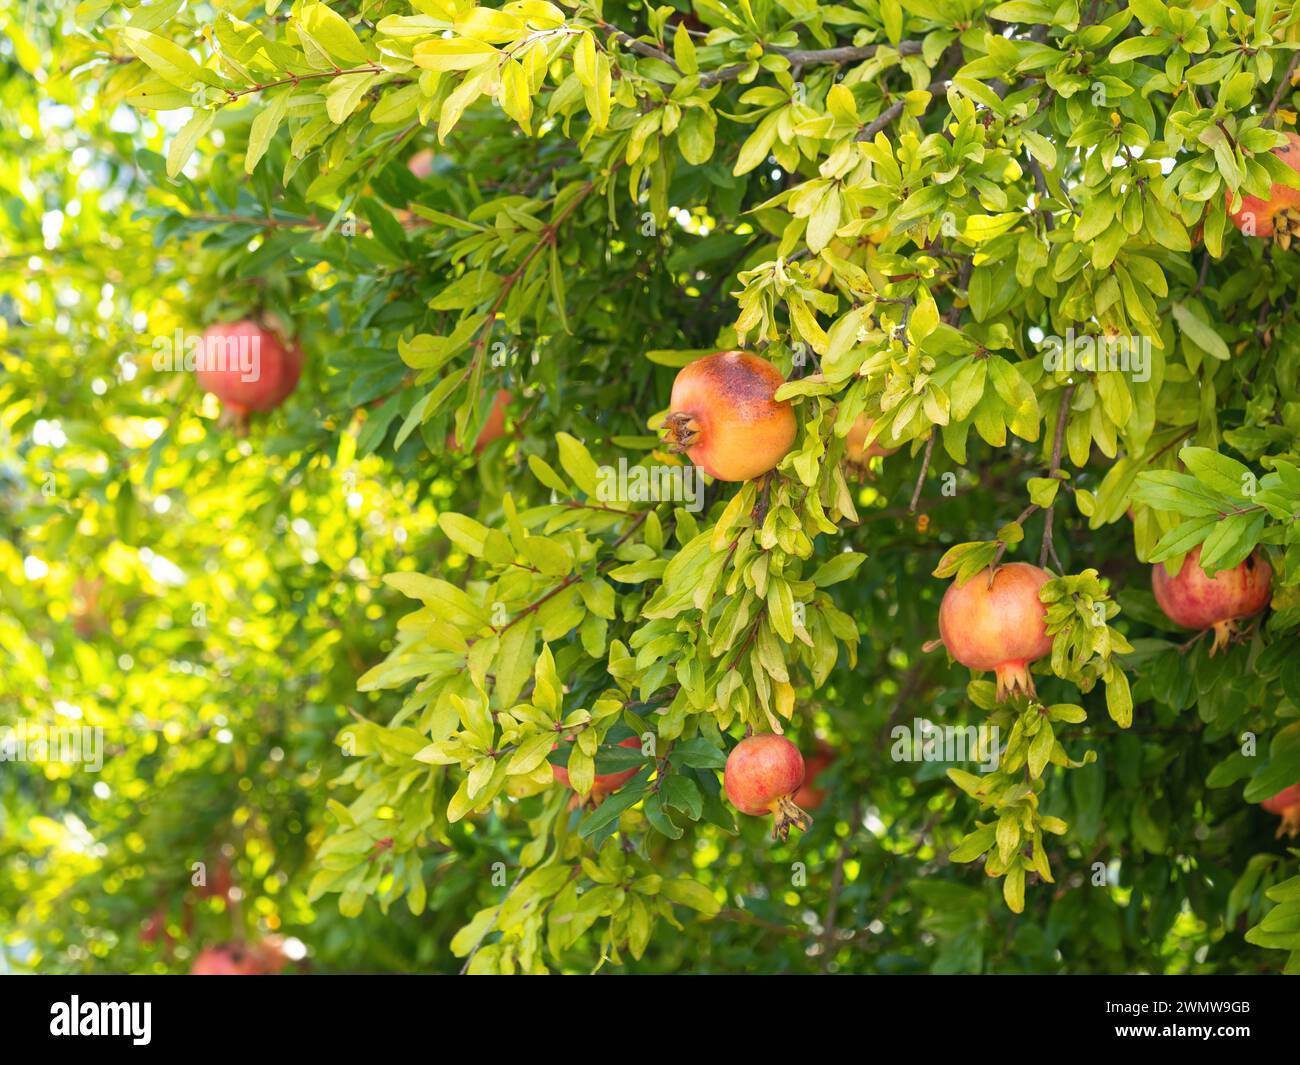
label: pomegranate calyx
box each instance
[1275,205,1300,249]
[771,795,812,841]
[1277,806,1300,839]
[994,659,1037,703]
[662,410,701,453]
[1209,619,1237,656]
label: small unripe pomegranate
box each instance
[190,944,261,976]
[1262,783,1300,838]
[724,734,811,839]
[1151,545,1272,654]
[552,735,641,803]
[663,352,796,481]
[1227,133,1300,246]
[938,562,1053,702]
[195,320,302,420]
[792,741,834,811]
[449,389,511,453]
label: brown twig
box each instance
[1039,383,1076,569]
[908,432,935,513]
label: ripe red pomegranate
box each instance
[938,562,1053,701]
[449,388,511,453]
[663,352,796,481]
[552,735,641,804]
[724,734,811,839]
[1262,783,1300,838]
[195,320,302,420]
[844,414,897,474]
[1151,545,1272,654]
[190,944,262,976]
[1227,132,1300,246]
[139,910,168,946]
[792,741,835,811]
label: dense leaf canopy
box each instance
[3,0,1300,975]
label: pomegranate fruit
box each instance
[407,148,436,179]
[938,562,1053,701]
[190,944,262,976]
[792,741,835,811]
[552,735,641,803]
[663,352,796,481]
[1151,544,1272,654]
[724,734,811,839]
[1262,783,1300,838]
[449,388,511,453]
[844,414,897,475]
[1227,132,1300,246]
[195,320,302,420]
[196,856,233,900]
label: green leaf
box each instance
[245,91,291,174]
[166,109,214,178]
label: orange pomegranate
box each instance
[1262,783,1300,838]
[1151,545,1272,654]
[448,388,511,453]
[1227,132,1300,246]
[844,414,897,475]
[663,352,796,481]
[407,148,436,179]
[938,563,1053,701]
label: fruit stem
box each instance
[994,660,1036,703]
[662,410,701,453]
[771,795,812,840]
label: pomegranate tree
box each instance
[724,734,811,839]
[195,320,302,423]
[662,352,796,481]
[1261,783,1300,838]
[1151,545,1272,654]
[938,562,1053,701]
[1227,132,1300,246]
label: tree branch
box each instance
[856,81,948,141]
